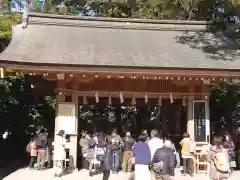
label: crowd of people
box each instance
[27,128,236,180]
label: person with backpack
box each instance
[122,132,135,172]
[179,132,196,176]
[95,133,107,165]
[79,132,90,169]
[164,136,179,168]
[27,137,37,169]
[209,135,231,180]
[152,141,175,180]
[88,134,97,176]
[36,128,48,170]
[110,130,124,174]
[223,132,236,169]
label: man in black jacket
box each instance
[151,141,175,180]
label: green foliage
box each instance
[0,13,21,52]
[32,0,42,12]
[0,74,55,159]
[0,13,20,38]
[210,81,240,134]
[0,75,55,145]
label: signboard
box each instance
[57,116,76,135]
[193,101,206,142]
[56,103,77,135]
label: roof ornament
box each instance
[131,94,136,105]
[144,93,148,104]
[57,73,65,80]
[120,92,124,104]
[95,92,99,103]
[182,96,186,106]
[158,96,162,106]
[169,93,174,104]
[108,95,112,105]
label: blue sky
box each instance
[11,0,45,12]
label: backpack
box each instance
[152,161,165,174]
[188,140,196,153]
[213,147,230,174]
[26,142,31,153]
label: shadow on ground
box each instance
[0,157,28,179]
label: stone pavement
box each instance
[2,168,240,180]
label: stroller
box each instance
[88,144,106,176]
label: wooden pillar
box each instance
[69,93,78,170]
[202,84,210,143]
[55,80,66,134]
[55,79,79,170]
[187,95,194,140]
[205,95,210,143]
[53,81,65,167]
[187,84,194,140]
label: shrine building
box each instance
[0,12,240,168]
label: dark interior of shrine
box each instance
[78,98,187,142]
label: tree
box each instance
[210,80,240,136]
[0,14,56,162]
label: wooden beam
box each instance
[55,89,210,99]
[2,62,240,78]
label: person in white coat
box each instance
[148,129,163,160]
[53,130,66,177]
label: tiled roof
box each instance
[0,13,239,70]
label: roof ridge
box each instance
[23,12,213,31]
[27,12,212,25]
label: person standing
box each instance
[142,129,150,143]
[164,136,180,168]
[209,135,231,180]
[36,128,48,170]
[148,129,164,160]
[101,137,113,180]
[88,134,98,176]
[46,135,54,168]
[53,130,66,177]
[29,137,37,169]
[179,132,195,176]
[133,133,151,180]
[110,130,124,173]
[79,132,90,169]
[152,141,175,180]
[122,132,135,172]
[223,132,236,168]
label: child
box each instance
[29,137,37,169]
[180,132,195,176]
